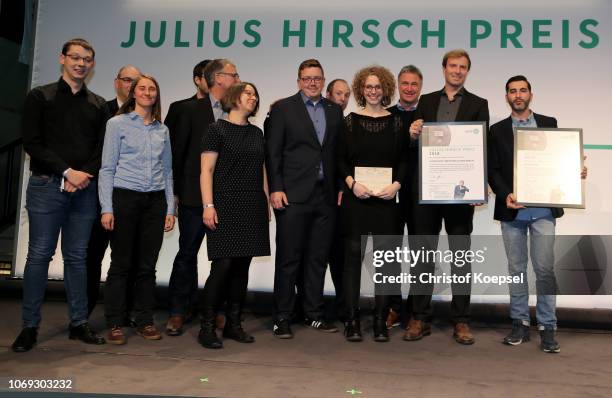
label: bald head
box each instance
[114,65,141,103]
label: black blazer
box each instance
[415,88,490,127]
[167,96,215,206]
[265,92,343,204]
[488,113,564,221]
[105,98,120,119]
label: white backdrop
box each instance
[14,0,612,309]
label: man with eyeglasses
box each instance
[13,38,107,352]
[85,64,141,321]
[266,59,343,339]
[165,59,240,339]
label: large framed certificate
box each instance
[514,127,585,208]
[419,122,487,204]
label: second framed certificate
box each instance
[419,122,487,204]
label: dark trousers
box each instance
[86,203,137,317]
[273,184,336,321]
[327,207,345,320]
[199,257,251,318]
[168,204,206,317]
[408,200,473,324]
[104,189,166,327]
[343,234,402,315]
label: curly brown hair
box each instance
[352,65,396,108]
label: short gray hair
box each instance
[203,58,235,88]
[397,65,423,81]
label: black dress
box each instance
[337,113,408,238]
[202,119,270,260]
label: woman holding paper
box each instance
[337,65,409,342]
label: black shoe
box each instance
[69,323,106,345]
[503,320,530,346]
[372,313,389,342]
[344,319,363,342]
[273,319,293,339]
[539,328,561,353]
[304,318,338,333]
[12,327,38,352]
[198,326,223,349]
[223,303,254,343]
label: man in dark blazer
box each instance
[407,49,489,345]
[488,75,586,353]
[386,64,423,329]
[86,64,140,319]
[166,59,239,339]
[164,59,211,136]
[266,59,343,338]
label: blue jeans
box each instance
[501,216,557,328]
[22,174,97,328]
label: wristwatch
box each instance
[204,203,215,208]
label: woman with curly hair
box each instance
[337,66,409,342]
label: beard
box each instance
[510,98,531,113]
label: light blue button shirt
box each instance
[300,91,326,180]
[210,93,227,122]
[99,112,174,214]
[511,112,552,221]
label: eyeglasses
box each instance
[217,72,240,79]
[300,76,324,84]
[116,77,135,83]
[65,53,94,64]
[242,90,258,100]
[364,84,382,92]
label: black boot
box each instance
[373,308,390,342]
[223,303,254,343]
[344,308,363,342]
[198,309,223,349]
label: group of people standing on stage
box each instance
[12,37,587,355]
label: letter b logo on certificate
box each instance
[419,122,488,204]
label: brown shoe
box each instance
[403,319,431,341]
[215,314,226,330]
[166,315,184,336]
[107,326,126,345]
[453,322,475,345]
[136,325,162,340]
[386,309,400,329]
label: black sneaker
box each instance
[503,320,530,346]
[273,319,293,339]
[12,327,38,353]
[69,323,106,345]
[539,328,561,353]
[304,318,338,333]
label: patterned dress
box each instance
[201,119,270,259]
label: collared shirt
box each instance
[22,77,108,177]
[436,87,464,122]
[209,93,227,122]
[396,101,418,112]
[511,111,552,221]
[300,91,327,179]
[99,112,174,215]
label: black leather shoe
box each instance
[12,327,38,352]
[372,314,390,342]
[69,323,106,345]
[198,327,223,349]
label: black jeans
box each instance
[86,202,137,317]
[408,200,473,324]
[104,188,167,327]
[168,204,206,317]
[199,257,252,318]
